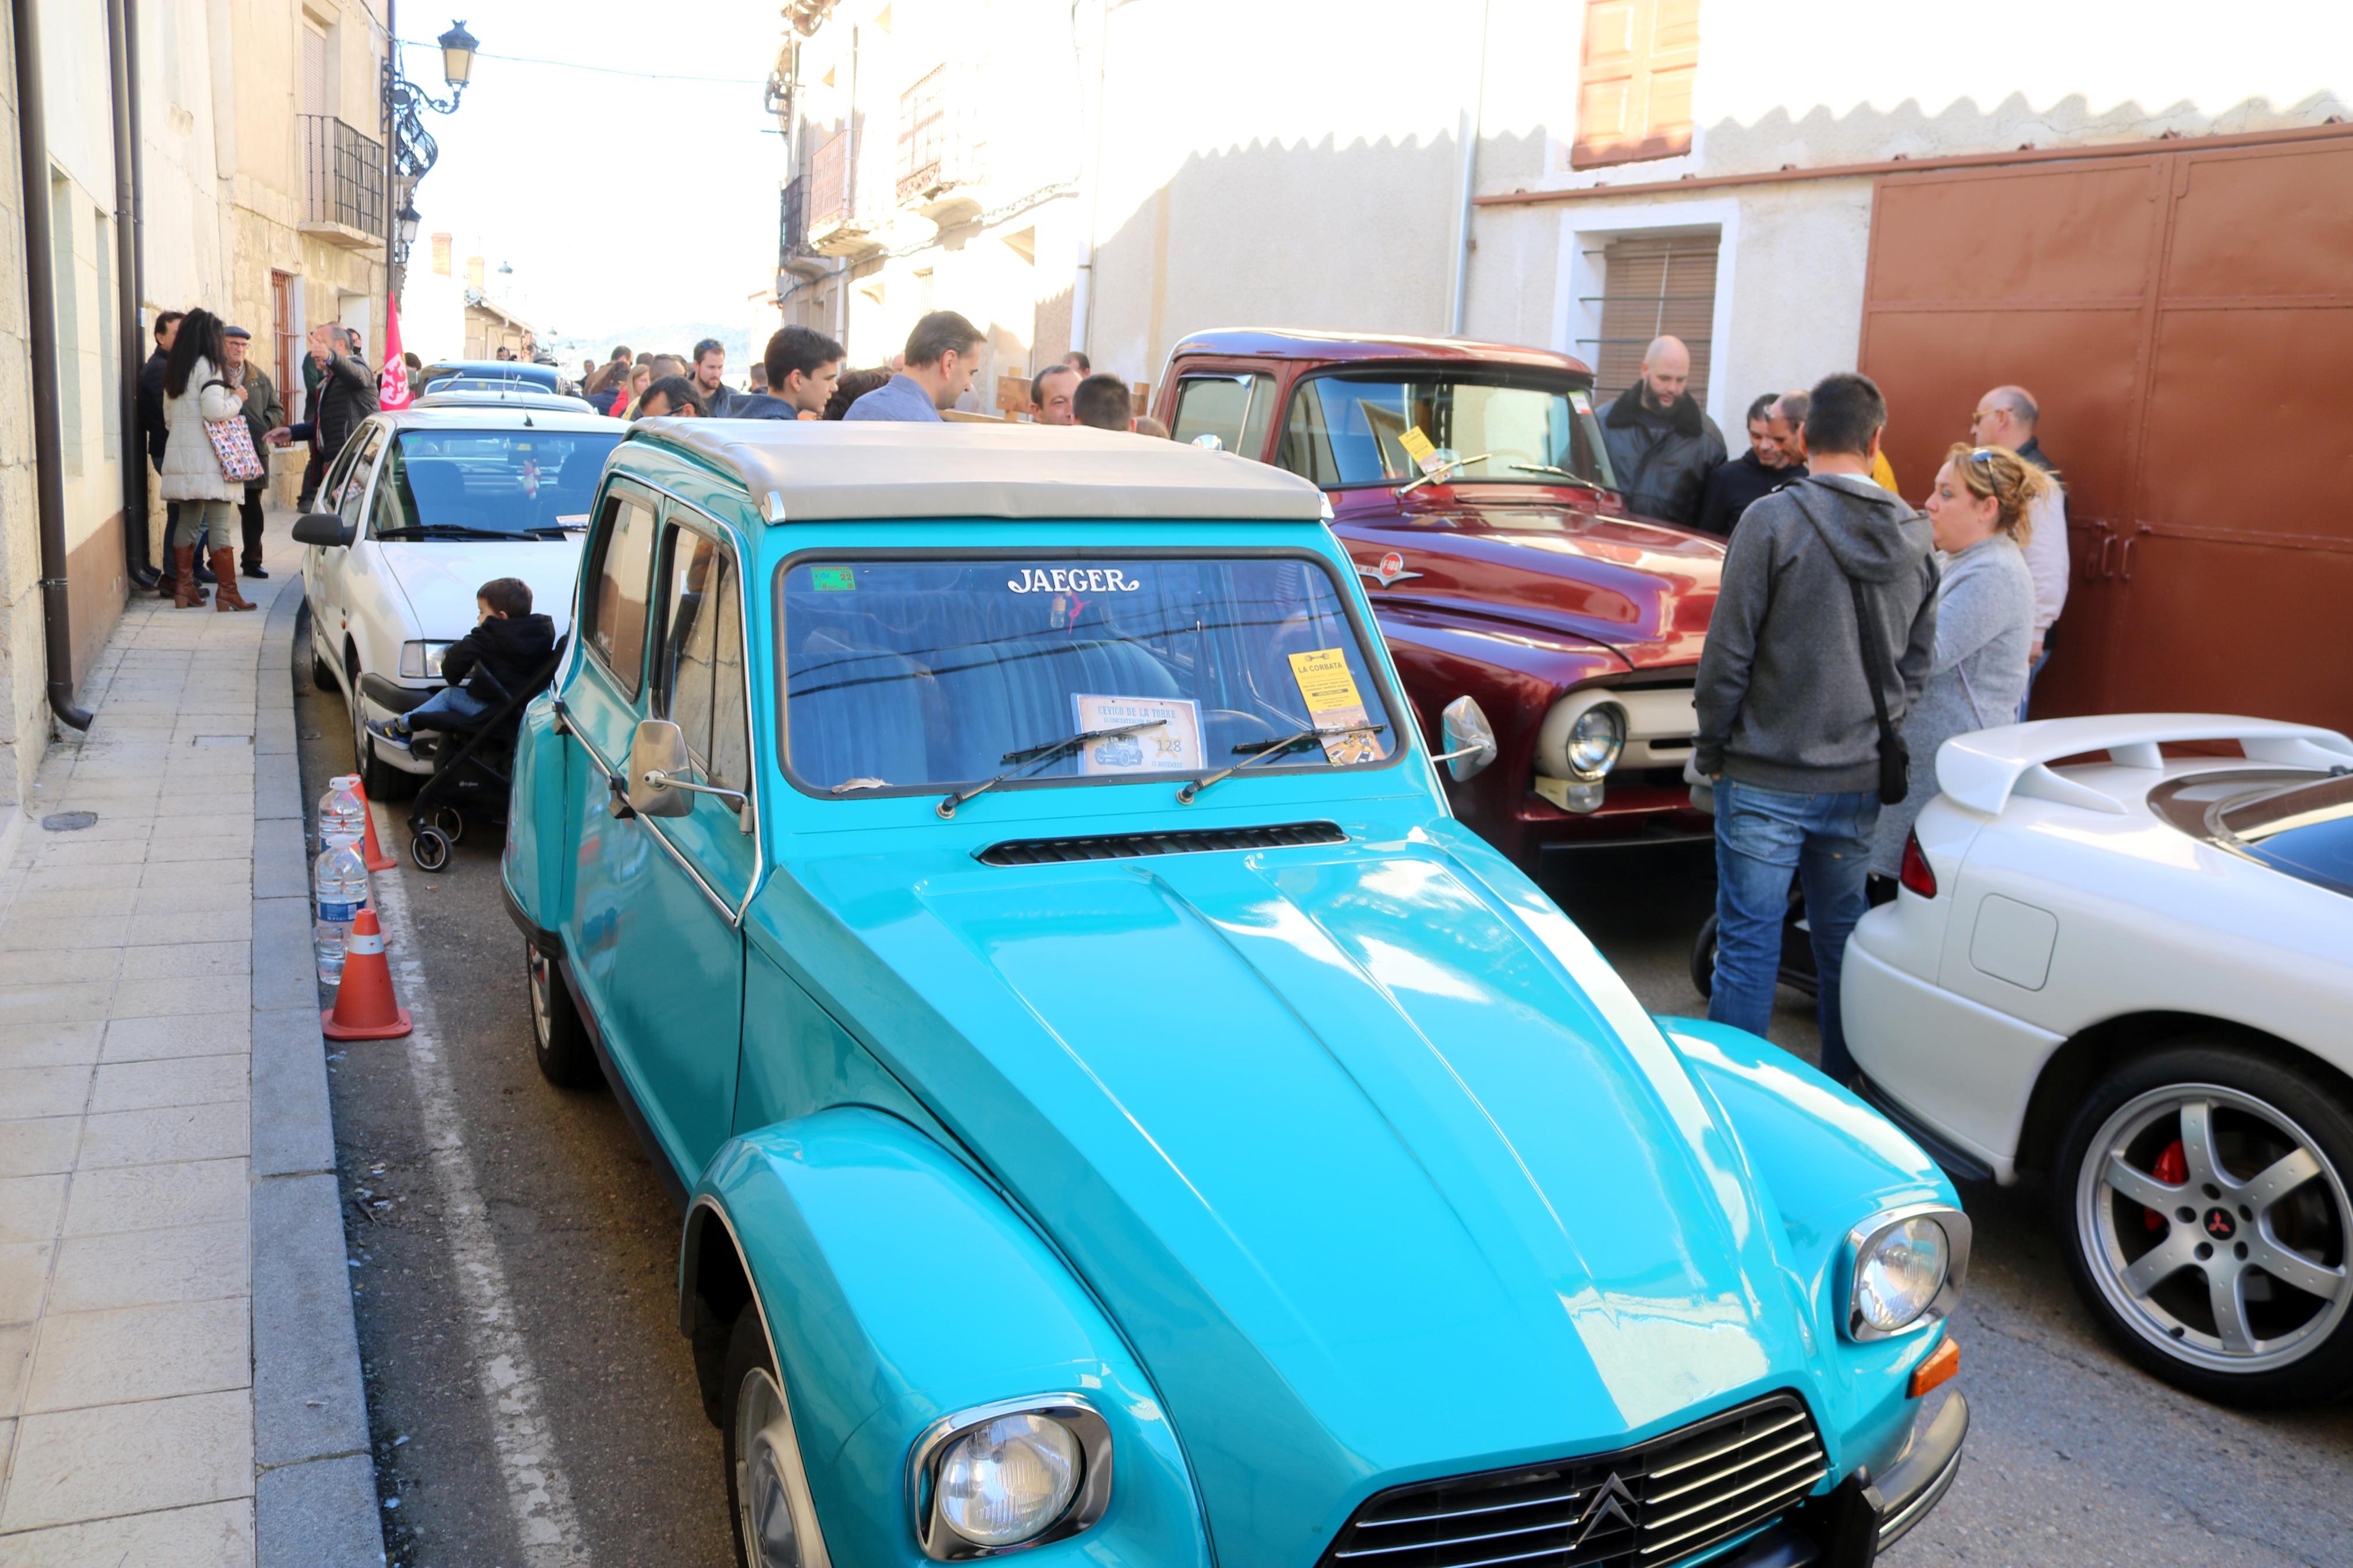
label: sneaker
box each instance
[365,717,413,752]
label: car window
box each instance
[1278,374,1617,490]
[367,428,620,539]
[2216,773,2353,897]
[656,525,748,795]
[315,436,365,514]
[1170,374,1275,458]
[336,425,387,531]
[583,493,657,696]
[779,554,1394,796]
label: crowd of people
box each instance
[573,310,1167,435]
[1621,333,2070,1085]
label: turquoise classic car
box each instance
[501,422,1971,1568]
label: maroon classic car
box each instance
[1152,329,1723,868]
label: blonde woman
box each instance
[1870,443,2050,873]
[157,308,258,611]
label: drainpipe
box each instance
[106,0,154,587]
[1446,0,1492,337]
[15,0,93,729]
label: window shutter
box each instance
[302,24,331,118]
[1590,236,1718,408]
[1571,0,1699,170]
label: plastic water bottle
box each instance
[313,838,370,984]
[319,775,366,847]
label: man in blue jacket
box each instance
[843,311,983,421]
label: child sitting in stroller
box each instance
[367,576,556,749]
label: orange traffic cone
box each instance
[352,779,396,872]
[322,908,412,1040]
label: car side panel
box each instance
[695,1108,1209,1568]
[501,693,572,941]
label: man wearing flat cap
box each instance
[222,326,283,579]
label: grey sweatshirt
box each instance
[1694,474,1939,795]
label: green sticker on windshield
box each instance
[811,567,856,592]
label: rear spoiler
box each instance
[1936,714,2353,818]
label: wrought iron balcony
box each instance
[804,129,878,255]
[300,115,386,246]
[779,176,807,259]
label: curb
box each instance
[251,573,388,1567]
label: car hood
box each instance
[1336,494,1722,664]
[378,540,583,639]
[773,829,1805,1567]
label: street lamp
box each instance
[393,198,422,268]
[437,20,478,92]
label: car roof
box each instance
[371,404,620,433]
[421,359,558,378]
[629,418,1329,523]
[411,386,600,414]
[1170,328,1596,378]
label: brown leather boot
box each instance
[211,549,257,611]
[172,546,207,607]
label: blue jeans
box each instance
[2015,642,2053,723]
[401,685,492,730]
[1707,778,1879,1084]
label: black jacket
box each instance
[1692,450,1805,538]
[236,368,286,495]
[139,347,170,468]
[1598,389,1727,528]
[442,613,558,705]
[313,353,379,461]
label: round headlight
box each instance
[1854,1217,1950,1334]
[1566,704,1625,779]
[936,1413,1083,1548]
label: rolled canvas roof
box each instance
[629,418,1329,523]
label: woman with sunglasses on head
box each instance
[1868,443,2052,879]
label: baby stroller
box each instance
[401,638,565,872]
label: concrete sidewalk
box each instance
[0,528,382,1566]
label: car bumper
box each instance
[1714,1391,1968,1566]
[1500,779,1713,860]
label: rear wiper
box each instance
[936,720,1166,819]
[374,524,529,541]
[1176,724,1388,804]
[1511,463,1617,492]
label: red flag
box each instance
[379,295,413,410]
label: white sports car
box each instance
[293,400,621,797]
[1842,714,2353,1406]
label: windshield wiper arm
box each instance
[1176,724,1389,805]
[1393,452,1494,499]
[935,720,1167,819]
[521,522,588,538]
[1510,462,1617,492]
[374,524,528,541]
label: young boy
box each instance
[367,577,557,749]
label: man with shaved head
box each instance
[1598,335,1727,528]
[1971,383,2069,714]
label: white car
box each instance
[1842,714,2353,1406]
[293,404,622,797]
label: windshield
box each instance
[2215,772,2353,897]
[370,428,620,538]
[780,555,1397,795]
[1279,373,1617,491]
[421,364,557,392]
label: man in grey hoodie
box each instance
[1694,372,1937,1083]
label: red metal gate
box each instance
[1858,132,2353,731]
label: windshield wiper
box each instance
[1176,724,1389,804]
[521,522,588,538]
[1393,452,1495,499]
[1510,462,1617,492]
[374,524,530,541]
[935,720,1167,819]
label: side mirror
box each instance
[627,718,695,817]
[1435,695,1498,782]
[291,511,354,548]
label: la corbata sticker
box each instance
[1286,649,1382,765]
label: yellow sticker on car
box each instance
[1289,649,1382,764]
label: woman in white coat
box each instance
[157,308,258,610]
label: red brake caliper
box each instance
[2145,1139,2188,1232]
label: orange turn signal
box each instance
[1907,1336,1960,1399]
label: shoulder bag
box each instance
[203,379,265,483]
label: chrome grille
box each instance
[1317,1395,1827,1568]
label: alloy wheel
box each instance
[2077,1082,2351,1374]
[733,1367,807,1568]
[526,947,553,1050]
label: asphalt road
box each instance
[290,616,2353,1568]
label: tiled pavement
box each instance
[0,534,382,1566]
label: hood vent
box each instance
[977,820,1346,867]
